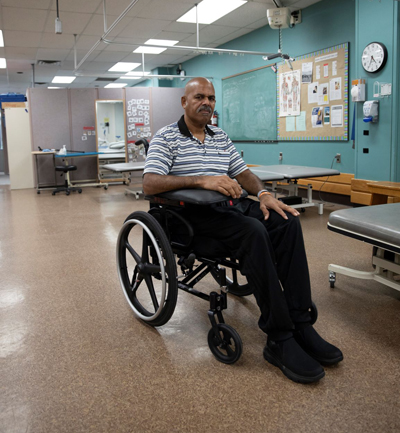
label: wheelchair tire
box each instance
[207,323,242,364]
[117,211,178,327]
[309,301,318,325]
[210,264,253,297]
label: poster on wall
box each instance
[126,98,152,162]
[279,70,301,117]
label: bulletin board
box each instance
[277,42,349,141]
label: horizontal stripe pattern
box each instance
[144,121,248,178]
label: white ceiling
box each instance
[0,0,322,94]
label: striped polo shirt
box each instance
[143,115,248,178]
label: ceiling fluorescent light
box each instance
[0,31,4,47]
[0,58,7,68]
[108,62,141,72]
[48,87,62,89]
[52,76,76,83]
[105,83,127,88]
[133,46,167,54]
[145,39,179,46]
[177,0,247,25]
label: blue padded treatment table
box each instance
[249,165,340,215]
[327,203,400,292]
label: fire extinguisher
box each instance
[211,110,218,127]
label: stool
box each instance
[52,165,82,196]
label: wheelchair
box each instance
[116,188,318,365]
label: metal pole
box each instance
[196,3,199,48]
[102,38,281,57]
[103,0,107,33]
[31,63,35,88]
[74,0,140,71]
[73,34,77,69]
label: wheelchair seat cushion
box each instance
[147,188,248,206]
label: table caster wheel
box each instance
[329,271,336,288]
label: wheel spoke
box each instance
[141,232,150,262]
[125,240,141,264]
[224,342,235,358]
[130,267,144,294]
[144,273,160,312]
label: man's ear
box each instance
[181,96,187,108]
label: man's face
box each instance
[182,80,216,126]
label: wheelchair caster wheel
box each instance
[66,191,70,196]
[78,189,82,194]
[207,323,242,364]
[309,301,318,325]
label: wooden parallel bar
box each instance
[298,173,354,185]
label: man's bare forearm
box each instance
[143,173,203,195]
[235,169,265,196]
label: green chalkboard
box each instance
[222,66,277,142]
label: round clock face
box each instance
[362,42,388,73]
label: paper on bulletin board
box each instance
[277,42,348,141]
[279,69,301,117]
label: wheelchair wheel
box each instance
[117,211,178,327]
[207,323,242,364]
[210,264,253,297]
[309,301,318,325]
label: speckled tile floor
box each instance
[0,184,399,433]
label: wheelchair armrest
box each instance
[146,188,248,207]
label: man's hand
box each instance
[200,175,242,198]
[259,194,300,220]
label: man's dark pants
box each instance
[178,198,313,340]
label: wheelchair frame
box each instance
[116,190,254,364]
[116,189,318,364]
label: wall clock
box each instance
[362,42,388,73]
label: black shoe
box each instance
[294,325,343,366]
[263,336,325,384]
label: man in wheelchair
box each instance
[142,77,343,384]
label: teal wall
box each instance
[171,0,357,175]
[355,0,399,181]
[142,0,400,181]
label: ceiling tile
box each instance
[245,17,269,29]
[117,17,171,38]
[2,31,42,48]
[2,7,49,32]
[83,14,133,37]
[74,35,103,50]
[4,47,38,60]
[133,0,193,21]
[43,11,93,34]
[215,2,268,27]
[49,0,102,14]
[0,0,52,9]
[40,33,76,50]
[36,48,70,61]
[91,51,131,63]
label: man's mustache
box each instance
[197,105,212,113]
